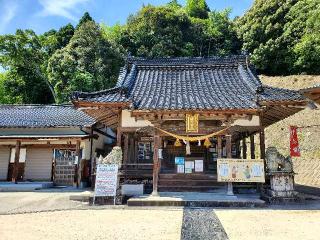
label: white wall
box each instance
[232,115,260,127]
[121,110,153,127]
[0,147,10,180]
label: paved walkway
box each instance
[181,208,228,240]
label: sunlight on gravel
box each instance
[216,209,320,240]
[0,209,183,240]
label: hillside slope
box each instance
[260,75,320,187]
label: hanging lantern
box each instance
[204,138,211,148]
[174,138,182,147]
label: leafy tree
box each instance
[77,12,94,28]
[288,0,320,73]
[47,21,123,103]
[190,9,240,56]
[237,0,298,75]
[0,30,54,103]
[167,0,182,9]
[186,0,210,19]
[120,5,194,57]
[237,0,320,75]
[0,72,22,103]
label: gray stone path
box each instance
[180,208,228,240]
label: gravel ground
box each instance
[2,192,320,240]
[216,209,320,240]
[0,209,183,240]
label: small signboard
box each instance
[94,164,118,197]
[177,164,185,173]
[175,157,185,165]
[194,160,203,172]
[185,161,194,173]
[217,159,265,183]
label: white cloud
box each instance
[38,0,89,21]
[0,1,18,34]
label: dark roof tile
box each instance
[0,105,95,128]
[72,55,305,110]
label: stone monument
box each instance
[263,147,300,203]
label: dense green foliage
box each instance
[237,0,320,75]
[102,4,239,58]
[47,21,122,103]
[186,0,210,19]
[0,30,53,103]
[0,1,319,104]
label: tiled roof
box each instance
[0,105,96,128]
[72,55,305,110]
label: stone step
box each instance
[127,192,266,207]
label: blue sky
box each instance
[0,0,253,35]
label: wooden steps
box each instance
[158,173,225,192]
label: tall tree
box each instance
[237,0,320,75]
[47,21,123,103]
[120,5,194,57]
[186,0,210,19]
[77,12,94,28]
[0,30,54,103]
[0,72,22,103]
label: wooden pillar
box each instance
[217,136,222,158]
[250,135,255,159]
[259,128,266,159]
[116,127,122,147]
[75,140,81,188]
[226,135,234,195]
[236,140,241,158]
[116,110,122,147]
[152,132,160,196]
[12,140,21,183]
[123,134,129,169]
[226,135,232,158]
[242,136,247,159]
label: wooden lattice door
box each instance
[53,149,76,186]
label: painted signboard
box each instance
[175,157,185,165]
[217,159,265,183]
[94,164,118,197]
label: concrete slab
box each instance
[0,182,53,192]
[127,192,266,208]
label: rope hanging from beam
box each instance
[153,126,230,142]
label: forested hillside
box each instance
[0,0,319,104]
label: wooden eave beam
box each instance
[259,100,308,106]
[73,100,130,108]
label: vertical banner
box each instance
[290,126,300,157]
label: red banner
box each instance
[290,126,300,157]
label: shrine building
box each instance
[72,55,307,195]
